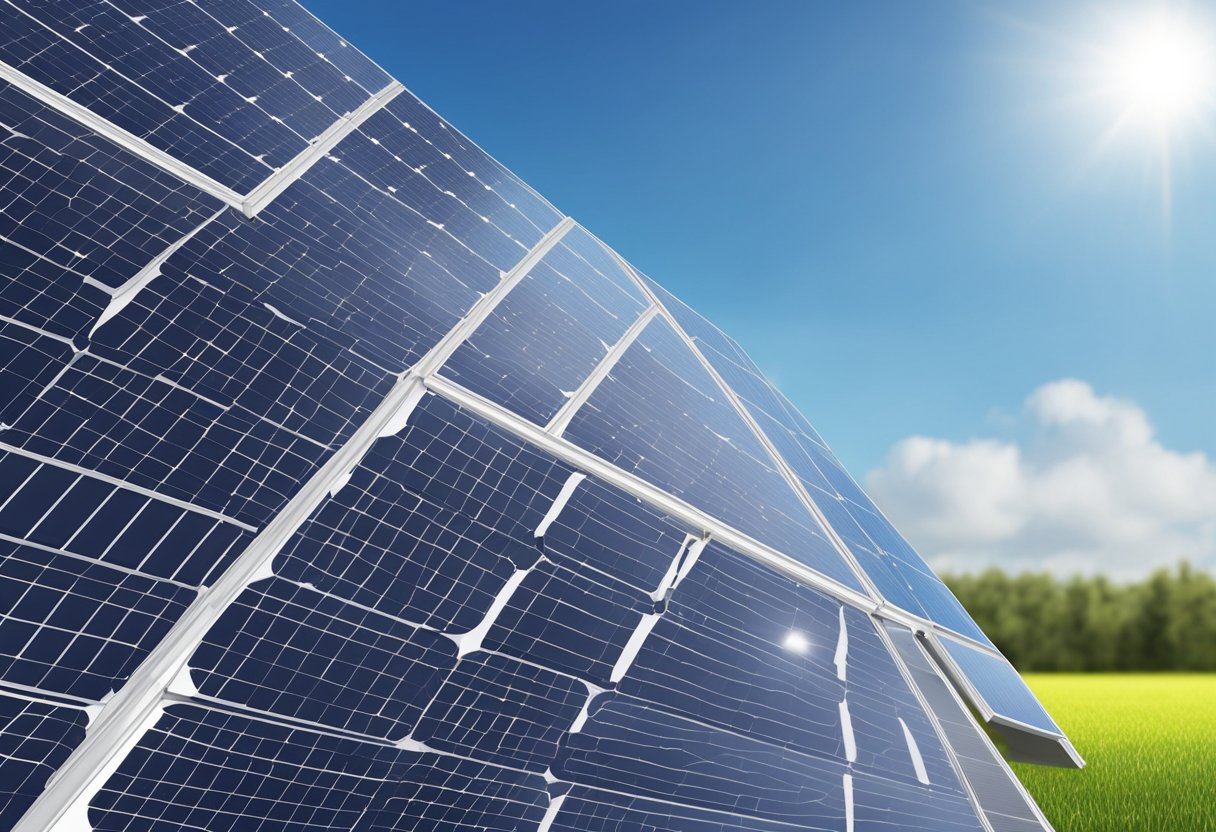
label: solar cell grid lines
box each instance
[0,1,1078,830]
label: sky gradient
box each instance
[302,0,1216,575]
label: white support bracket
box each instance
[0,59,245,210]
[545,304,659,437]
[923,631,1083,769]
[0,60,402,221]
[429,374,878,616]
[421,216,575,380]
[240,82,404,218]
[10,216,574,832]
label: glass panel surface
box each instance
[0,541,194,701]
[0,694,88,829]
[939,637,1062,735]
[886,624,1049,832]
[565,317,862,591]
[442,226,649,424]
[0,83,222,340]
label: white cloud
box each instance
[865,379,1216,578]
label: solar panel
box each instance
[0,693,88,827]
[927,634,1082,767]
[884,625,1053,831]
[0,2,1079,829]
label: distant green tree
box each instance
[1168,564,1216,669]
[942,564,1216,671]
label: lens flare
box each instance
[1101,11,1214,130]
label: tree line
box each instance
[941,564,1216,671]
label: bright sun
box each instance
[1101,11,1215,132]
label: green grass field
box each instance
[1011,674,1216,832]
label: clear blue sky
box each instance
[304,0,1214,478]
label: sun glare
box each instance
[1064,6,1216,220]
[782,630,810,654]
[1100,11,1214,132]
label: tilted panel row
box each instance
[0,0,1071,827]
[72,392,988,830]
[0,53,567,822]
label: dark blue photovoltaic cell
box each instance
[244,0,393,92]
[11,0,315,168]
[0,540,194,701]
[540,476,692,593]
[938,638,1061,735]
[335,122,546,276]
[90,264,395,449]
[442,225,650,424]
[371,395,575,543]
[0,82,221,340]
[371,92,561,241]
[274,394,569,631]
[215,161,503,373]
[618,541,844,758]
[0,322,73,428]
[0,694,87,829]
[188,577,455,740]
[105,0,379,136]
[854,771,985,832]
[88,703,551,832]
[565,317,862,591]
[273,470,526,632]
[483,560,653,685]
[552,786,822,832]
[842,606,964,788]
[556,696,846,827]
[88,705,397,831]
[3,353,329,528]
[412,651,586,771]
[0,450,250,587]
[0,6,271,192]
[355,754,550,832]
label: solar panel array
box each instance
[0,1,1078,830]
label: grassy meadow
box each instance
[1012,674,1216,832]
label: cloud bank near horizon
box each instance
[865,379,1216,579]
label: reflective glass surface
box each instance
[939,637,1062,735]
[0,2,1063,827]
